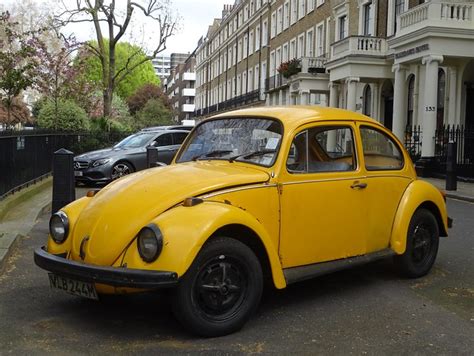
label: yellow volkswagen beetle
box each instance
[35,106,450,337]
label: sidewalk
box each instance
[0,177,472,272]
[421,177,474,203]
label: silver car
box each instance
[74,129,189,184]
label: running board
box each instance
[283,249,396,285]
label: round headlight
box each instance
[49,211,69,244]
[137,224,163,263]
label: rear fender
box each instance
[390,180,448,254]
[120,201,287,289]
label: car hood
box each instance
[70,162,270,265]
[75,147,132,161]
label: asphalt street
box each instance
[0,199,472,355]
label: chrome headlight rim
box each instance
[137,224,163,263]
[49,211,69,244]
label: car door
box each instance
[357,124,413,253]
[153,132,175,164]
[279,122,368,268]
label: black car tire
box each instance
[394,208,439,278]
[111,161,134,180]
[172,237,263,337]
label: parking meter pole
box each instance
[147,146,159,168]
[446,142,457,191]
[52,148,76,213]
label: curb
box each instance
[0,232,21,273]
[0,178,52,274]
[445,193,474,203]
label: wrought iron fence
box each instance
[404,125,474,177]
[0,130,129,200]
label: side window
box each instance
[360,126,404,170]
[172,132,188,145]
[287,126,356,173]
[154,133,173,147]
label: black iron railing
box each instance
[0,130,129,199]
[404,125,474,177]
[195,90,261,117]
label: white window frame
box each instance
[290,37,297,59]
[291,0,297,25]
[308,0,315,13]
[262,19,268,46]
[255,25,261,51]
[299,0,306,20]
[306,28,314,57]
[284,1,290,30]
[271,11,277,38]
[316,21,325,57]
[277,6,283,34]
[297,33,305,58]
[249,30,254,55]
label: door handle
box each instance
[351,181,367,189]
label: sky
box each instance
[2,0,231,55]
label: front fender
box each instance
[119,201,287,289]
[390,180,448,254]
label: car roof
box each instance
[211,106,383,131]
[141,125,194,132]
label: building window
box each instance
[291,0,297,25]
[316,23,325,56]
[277,6,283,34]
[407,74,415,128]
[363,84,372,116]
[262,20,268,46]
[249,30,254,55]
[284,1,290,29]
[437,69,446,128]
[338,15,347,40]
[394,0,405,32]
[363,1,373,36]
[297,33,305,58]
[308,0,315,13]
[271,11,277,38]
[306,29,314,57]
[299,0,306,20]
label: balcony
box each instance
[195,90,262,117]
[182,104,195,113]
[182,72,196,81]
[265,74,288,92]
[330,36,388,61]
[182,88,196,97]
[397,0,473,37]
[300,56,327,74]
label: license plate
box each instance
[48,273,98,300]
[74,171,83,177]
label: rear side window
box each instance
[172,132,188,145]
[360,126,404,170]
[154,133,173,147]
[287,126,356,173]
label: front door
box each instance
[279,123,368,268]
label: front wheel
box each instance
[394,208,439,278]
[172,237,263,337]
[111,162,133,180]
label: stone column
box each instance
[372,82,380,121]
[392,64,408,141]
[329,82,339,108]
[346,77,359,112]
[421,55,444,158]
[448,67,458,126]
[300,90,310,105]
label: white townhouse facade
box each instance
[195,0,474,173]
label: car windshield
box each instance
[114,132,157,149]
[176,117,283,167]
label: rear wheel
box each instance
[172,237,263,337]
[394,209,439,278]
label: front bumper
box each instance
[34,247,178,289]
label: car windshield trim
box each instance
[176,116,283,168]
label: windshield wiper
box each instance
[192,150,233,161]
[229,149,276,162]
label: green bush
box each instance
[134,98,174,129]
[37,99,90,130]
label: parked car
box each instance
[73,129,190,184]
[35,106,450,337]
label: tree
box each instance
[127,83,170,115]
[37,99,90,131]
[0,12,40,126]
[135,98,173,129]
[77,41,159,100]
[0,97,31,127]
[54,0,177,120]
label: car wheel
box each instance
[111,162,134,180]
[394,208,439,278]
[172,237,263,337]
